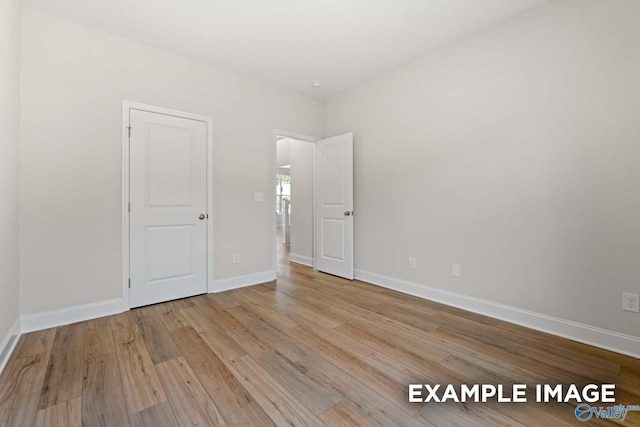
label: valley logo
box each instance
[574,403,640,423]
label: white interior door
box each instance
[129,109,208,308]
[315,132,354,279]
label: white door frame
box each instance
[272,130,318,274]
[122,101,214,311]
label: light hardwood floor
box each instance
[1,240,639,426]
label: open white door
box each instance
[315,132,354,279]
[129,109,208,308]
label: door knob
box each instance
[344,211,351,216]
[199,214,206,220]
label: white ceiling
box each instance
[24,0,548,97]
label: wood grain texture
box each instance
[0,239,638,426]
[179,305,247,362]
[192,295,244,331]
[319,401,372,427]
[84,318,115,359]
[128,401,178,427]
[131,306,180,364]
[255,350,341,416]
[33,397,81,427]
[0,354,49,427]
[169,326,252,416]
[223,401,276,427]
[153,301,191,331]
[155,357,228,426]
[224,354,325,427]
[38,323,85,410]
[12,329,56,360]
[110,313,167,414]
[82,352,129,426]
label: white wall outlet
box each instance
[408,256,416,269]
[622,292,639,313]
[452,263,462,278]
[233,253,240,264]
[254,191,264,202]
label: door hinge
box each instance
[128,202,131,213]
[127,126,131,138]
[128,278,131,288]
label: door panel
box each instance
[147,126,194,207]
[146,225,193,282]
[321,219,345,260]
[315,132,354,279]
[129,109,208,308]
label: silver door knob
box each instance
[199,214,206,220]
[344,211,351,216]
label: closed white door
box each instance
[129,109,208,308]
[315,132,354,279]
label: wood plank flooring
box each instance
[1,239,639,426]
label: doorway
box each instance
[274,133,316,271]
[122,102,214,310]
[272,130,355,280]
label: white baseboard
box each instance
[289,253,313,267]
[210,270,276,293]
[0,318,21,375]
[355,269,640,359]
[20,298,123,333]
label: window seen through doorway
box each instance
[276,175,290,215]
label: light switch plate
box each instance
[452,263,462,278]
[409,257,416,269]
[623,292,640,313]
[254,192,264,202]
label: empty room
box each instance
[1,0,639,425]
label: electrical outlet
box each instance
[452,263,462,278]
[622,292,639,313]
[409,257,416,269]
[233,253,240,264]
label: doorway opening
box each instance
[274,133,316,274]
[272,130,354,280]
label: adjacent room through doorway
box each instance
[275,135,315,270]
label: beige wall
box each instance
[325,0,640,337]
[19,7,324,315]
[0,0,21,341]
